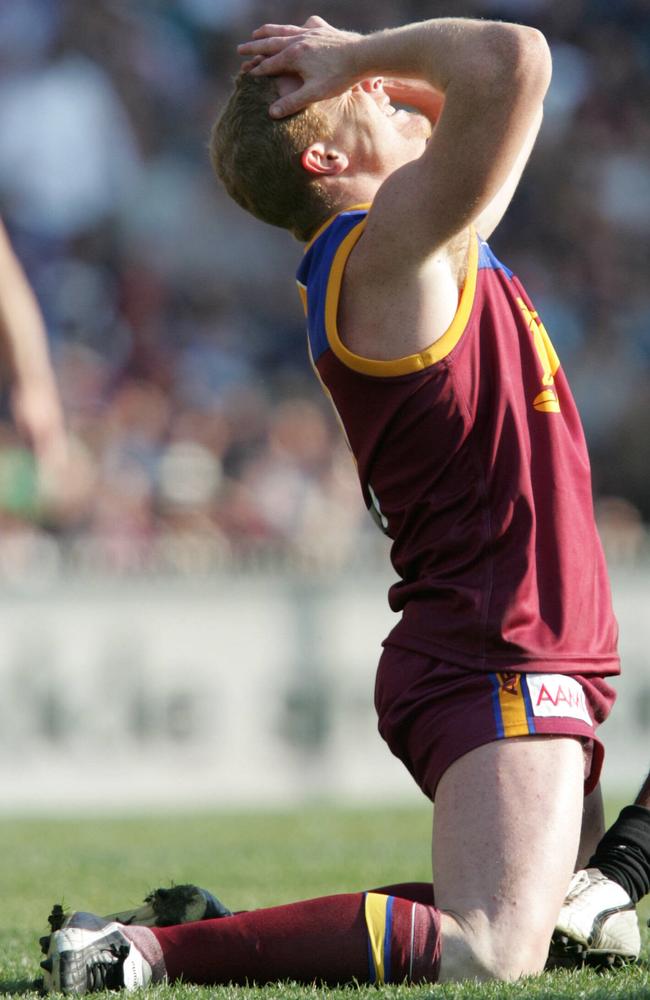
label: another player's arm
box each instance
[0,219,66,468]
[240,17,551,261]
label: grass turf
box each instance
[0,806,648,999]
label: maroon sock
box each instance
[148,891,441,985]
[370,882,434,905]
[224,882,434,918]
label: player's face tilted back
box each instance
[308,77,432,180]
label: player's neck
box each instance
[327,174,383,216]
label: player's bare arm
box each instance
[239,17,550,253]
[240,17,551,359]
[0,219,67,471]
[375,77,535,241]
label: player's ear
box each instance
[301,143,349,176]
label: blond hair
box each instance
[210,74,337,242]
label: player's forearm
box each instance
[0,222,66,463]
[0,223,56,388]
[382,78,443,123]
[351,18,551,105]
[240,15,550,122]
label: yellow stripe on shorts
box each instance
[496,672,534,737]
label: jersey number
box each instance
[516,297,561,413]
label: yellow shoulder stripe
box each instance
[303,203,372,254]
[296,281,307,316]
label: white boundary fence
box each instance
[0,568,647,813]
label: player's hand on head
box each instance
[237,16,361,118]
[240,54,264,73]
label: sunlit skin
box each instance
[241,45,436,198]
[270,73,435,208]
[323,77,432,167]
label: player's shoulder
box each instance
[350,195,472,293]
[298,205,370,286]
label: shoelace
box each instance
[86,944,130,991]
[565,870,606,901]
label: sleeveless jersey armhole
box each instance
[324,225,479,377]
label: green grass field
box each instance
[0,806,648,1000]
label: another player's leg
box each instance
[431,734,584,981]
[551,768,649,967]
[589,769,650,901]
[576,782,605,868]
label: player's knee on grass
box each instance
[434,737,584,982]
[480,930,551,981]
[464,938,549,981]
[440,910,554,982]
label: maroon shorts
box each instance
[375,644,617,801]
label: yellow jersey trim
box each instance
[324,225,479,377]
[297,282,308,316]
[303,203,372,255]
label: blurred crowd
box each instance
[0,0,648,578]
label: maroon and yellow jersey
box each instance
[296,207,619,675]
